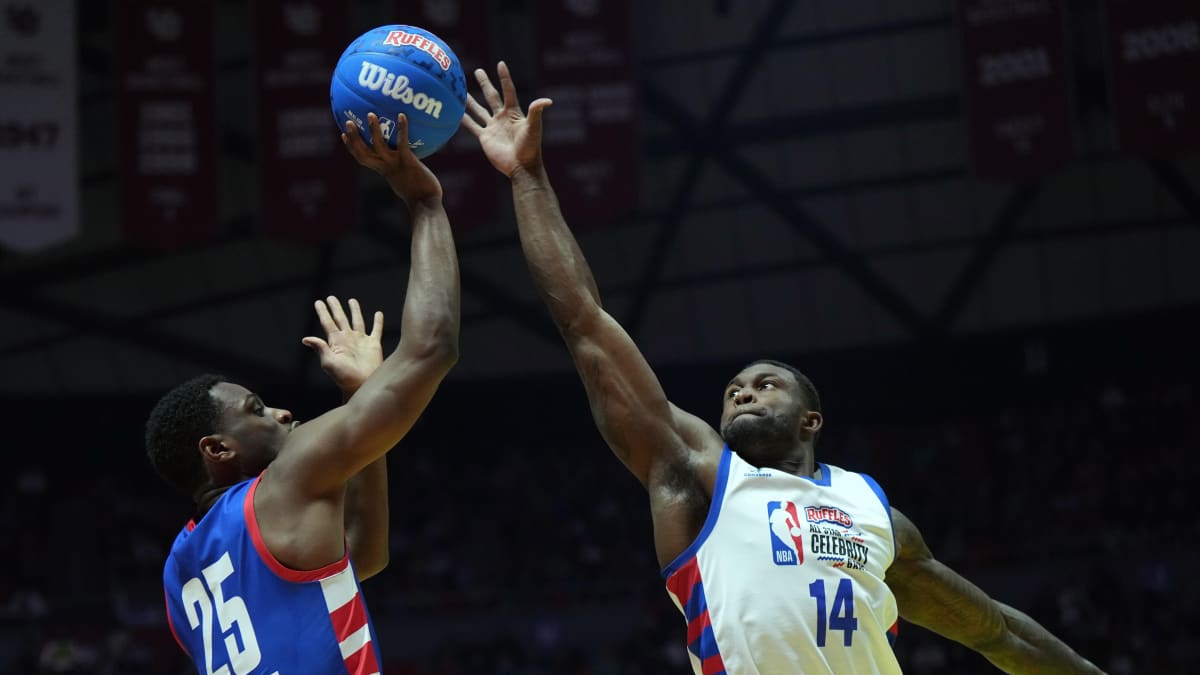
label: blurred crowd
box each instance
[1,373,1194,674]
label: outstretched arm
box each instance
[887,508,1103,674]
[272,112,460,503]
[463,62,718,485]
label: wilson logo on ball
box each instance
[382,30,453,70]
[356,62,445,119]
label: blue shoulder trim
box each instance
[805,462,833,486]
[859,472,897,557]
[661,447,733,579]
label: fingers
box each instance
[348,298,365,332]
[461,111,484,136]
[497,61,521,111]
[394,113,410,150]
[475,67,503,112]
[367,112,387,148]
[313,299,338,335]
[326,296,351,330]
[370,310,384,338]
[464,93,491,127]
[342,121,369,161]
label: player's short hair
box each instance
[744,359,822,413]
[145,373,226,496]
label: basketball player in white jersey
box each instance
[463,63,1103,675]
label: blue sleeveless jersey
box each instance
[163,477,382,675]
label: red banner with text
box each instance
[1104,0,1200,157]
[397,1,498,231]
[116,1,218,250]
[535,0,639,227]
[255,0,355,241]
[957,0,1075,181]
[0,0,79,254]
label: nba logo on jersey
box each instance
[767,501,805,565]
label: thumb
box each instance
[301,337,329,354]
[527,98,553,128]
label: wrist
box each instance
[400,193,444,212]
[510,162,548,186]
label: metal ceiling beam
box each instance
[0,288,291,385]
[643,83,933,337]
[932,183,1041,333]
[363,222,563,347]
[4,209,1189,362]
[0,258,388,359]
[1147,159,1200,228]
[454,213,1194,325]
[645,15,949,67]
[0,230,255,291]
[624,0,797,337]
[291,243,338,391]
[645,95,959,157]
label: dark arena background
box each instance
[1,1,1198,673]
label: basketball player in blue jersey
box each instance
[144,112,459,675]
[463,63,1103,675]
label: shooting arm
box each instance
[887,508,1103,674]
[282,198,459,498]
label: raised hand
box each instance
[343,112,442,205]
[302,296,384,395]
[461,61,553,178]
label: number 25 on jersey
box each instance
[181,552,263,675]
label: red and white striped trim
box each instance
[320,568,380,675]
[243,475,349,582]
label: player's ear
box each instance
[199,435,235,462]
[802,411,823,435]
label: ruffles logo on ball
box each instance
[382,30,453,70]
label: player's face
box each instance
[720,363,802,440]
[209,382,296,474]
[720,362,806,456]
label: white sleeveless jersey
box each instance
[663,448,901,675]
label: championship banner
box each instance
[957,0,1074,180]
[0,0,79,253]
[255,0,354,241]
[1103,0,1200,157]
[397,0,498,231]
[116,1,219,250]
[535,0,639,227]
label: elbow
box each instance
[966,614,1014,657]
[556,299,604,340]
[423,335,460,372]
[406,318,460,371]
[355,551,389,582]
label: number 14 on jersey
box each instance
[809,578,859,647]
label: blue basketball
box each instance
[330,25,467,159]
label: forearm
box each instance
[337,386,389,580]
[399,198,461,357]
[979,603,1103,674]
[510,164,603,327]
[344,456,388,580]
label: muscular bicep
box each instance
[564,307,717,485]
[272,349,453,499]
[887,507,1007,651]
